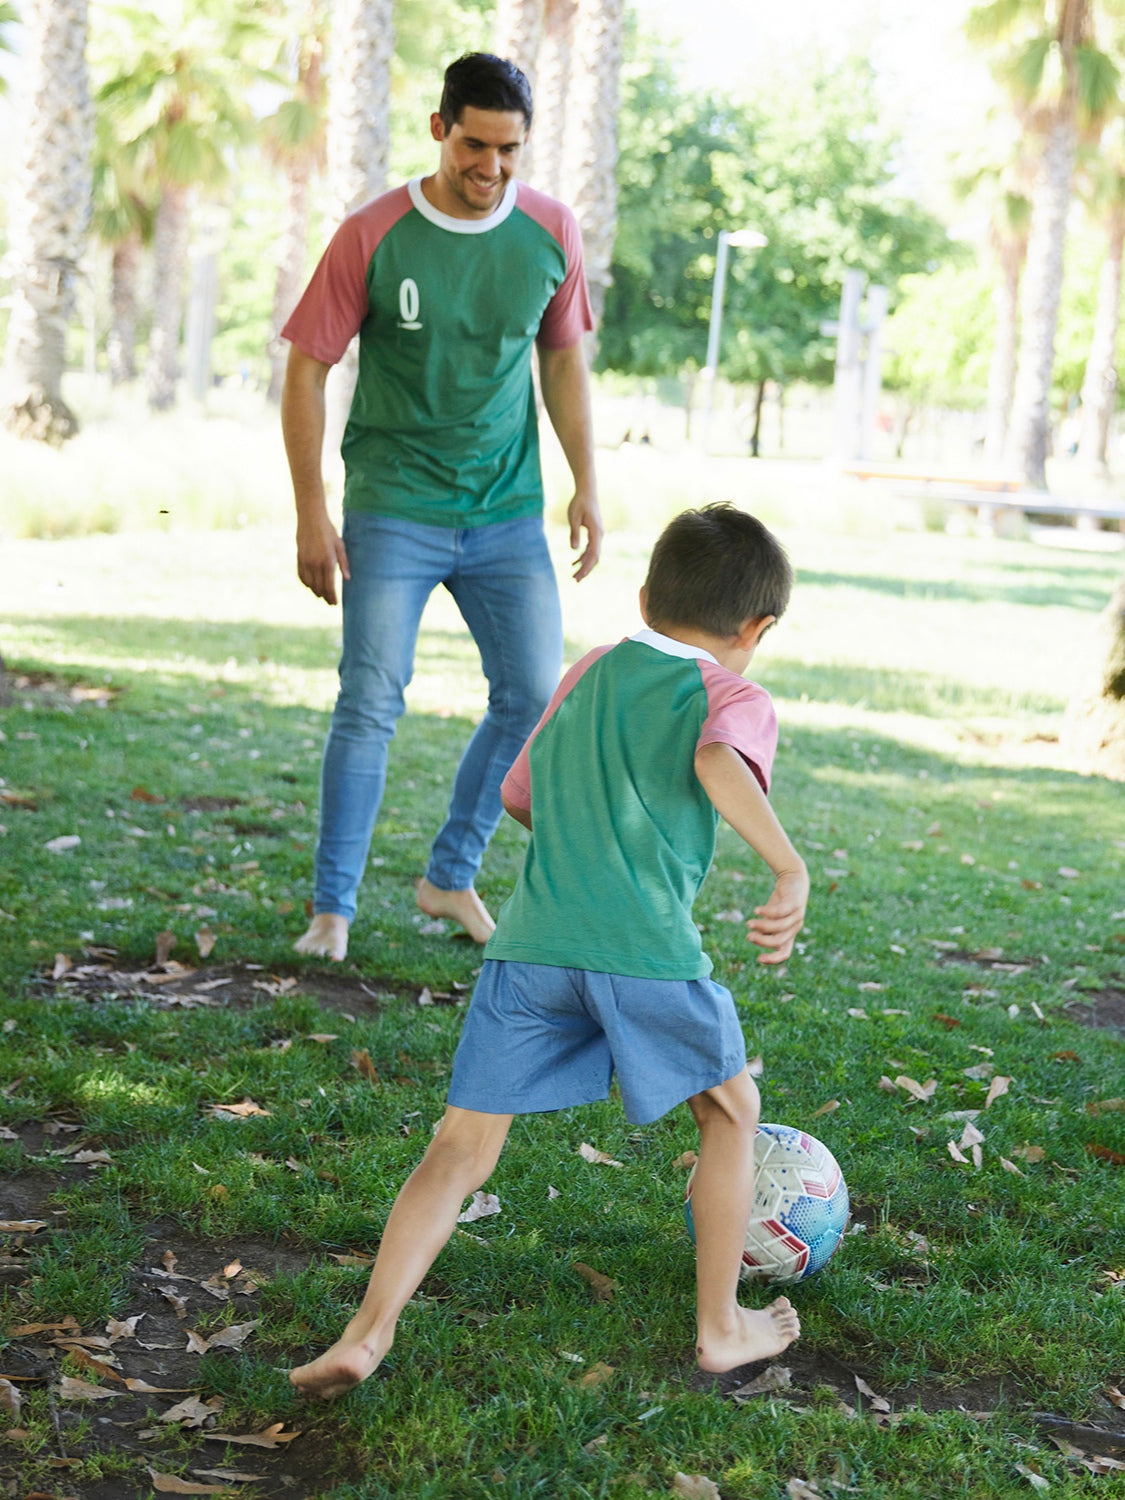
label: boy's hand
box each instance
[746,868,809,965]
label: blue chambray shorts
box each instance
[447,960,747,1126]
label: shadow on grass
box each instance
[799,562,1117,613]
[1,614,1067,719]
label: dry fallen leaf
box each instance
[0,1219,47,1234]
[948,1140,969,1164]
[155,930,177,966]
[106,1314,144,1342]
[673,1150,699,1170]
[160,1395,225,1428]
[673,1474,721,1500]
[1087,1099,1125,1116]
[895,1076,937,1103]
[984,1075,1012,1108]
[194,926,216,959]
[204,1099,271,1120]
[0,1378,21,1423]
[1014,1462,1050,1491]
[578,1141,623,1168]
[457,1192,501,1224]
[1011,1144,1045,1163]
[147,1471,241,1496]
[328,1251,376,1268]
[206,1322,258,1350]
[787,1481,824,1500]
[203,1422,301,1449]
[55,1375,118,1401]
[350,1049,380,1084]
[185,1329,212,1355]
[191,1472,266,1486]
[305,1033,339,1045]
[1106,1386,1125,1411]
[577,1361,615,1388]
[811,1100,840,1118]
[1087,1143,1125,1166]
[52,952,73,979]
[855,1375,891,1413]
[572,1262,619,1302]
[999,1157,1027,1177]
[731,1364,792,1401]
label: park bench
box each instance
[841,462,1125,534]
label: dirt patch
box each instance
[180,796,245,813]
[0,1220,357,1500]
[1064,987,1125,1035]
[41,959,439,1019]
[934,947,1042,976]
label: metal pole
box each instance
[702,230,730,444]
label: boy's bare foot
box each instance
[289,1327,390,1400]
[696,1296,801,1373]
[293,912,349,962]
[415,878,495,944]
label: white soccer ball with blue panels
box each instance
[684,1122,849,1284]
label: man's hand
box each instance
[567,490,604,581]
[746,868,809,966]
[297,513,350,605]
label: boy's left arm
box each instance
[695,741,809,965]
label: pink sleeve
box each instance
[516,185,594,349]
[696,662,779,794]
[501,644,615,812]
[281,188,413,366]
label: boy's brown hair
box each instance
[643,503,793,637]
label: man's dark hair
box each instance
[643,503,793,637]
[439,53,533,130]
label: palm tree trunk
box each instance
[1005,111,1078,489]
[3,0,93,444]
[325,0,393,452]
[1062,570,1125,779]
[531,0,576,199]
[146,182,189,411]
[494,0,542,180]
[561,0,624,329]
[107,230,140,384]
[1078,212,1124,471]
[268,156,312,404]
[983,237,1022,464]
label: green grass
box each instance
[1,437,1123,1498]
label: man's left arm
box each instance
[537,341,603,581]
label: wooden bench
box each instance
[841,464,1125,531]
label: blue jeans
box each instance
[314,512,563,921]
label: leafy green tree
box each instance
[0,1,18,93]
[94,0,269,410]
[600,44,949,448]
[90,107,155,384]
[967,0,1121,488]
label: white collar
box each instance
[630,627,719,666]
[407,176,518,234]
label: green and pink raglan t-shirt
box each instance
[486,628,780,981]
[282,178,593,528]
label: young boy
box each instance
[290,503,808,1398]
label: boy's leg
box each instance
[687,1069,801,1373]
[290,1106,513,1398]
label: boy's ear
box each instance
[738,614,776,649]
[638,586,650,624]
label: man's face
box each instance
[429,105,528,218]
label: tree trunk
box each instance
[1062,571,1125,780]
[268,155,312,404]
[1078,212,1124,472]
[561,0,623,329]
[1004,111,1078,490]
[983,235,1022,464]
[749,377,766,458]
[146,182,189,411]
[324,0,393,454]
[3,0,93,445]
[494,0,542,180]
[532,0,576,200]
[107,230,140,384]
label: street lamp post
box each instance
[702,227,768,446]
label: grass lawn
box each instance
[1,445,1123,1499]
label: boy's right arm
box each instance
[694,741,809,965]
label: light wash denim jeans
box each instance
[313,512,563,921]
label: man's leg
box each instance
[296,516,453,960]
[289,1106,514,1397]
[688,1070,801,1372]
[420,517,562,940]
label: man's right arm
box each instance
[281,345,349,605]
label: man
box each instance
[282,53,602,963]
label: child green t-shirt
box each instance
[487,629,779,981]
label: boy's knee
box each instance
[427,1111,507,1186]
[697,1071,760,1133]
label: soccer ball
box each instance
[683,1122,849,1284]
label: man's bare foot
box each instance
[415,878,495,945]
[696,1296,801,1373]
[293,912,349,963]
[289,1326,390,1400]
